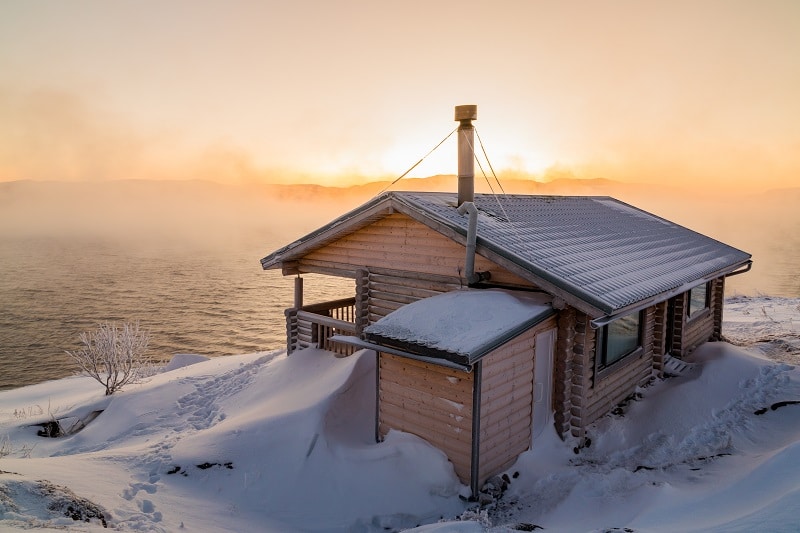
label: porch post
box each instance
[294,275,304,309]
[285,275,303,355]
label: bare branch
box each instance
[65,321,152,395]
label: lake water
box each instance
[0,236,352,391]
[1,222,797,392]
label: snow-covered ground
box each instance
[1,296,799,532]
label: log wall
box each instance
[670,277,724,357]
[582,306,655,429]
[300,213,537,288]
[554,305,658,441]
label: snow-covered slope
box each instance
[1,296,799,532]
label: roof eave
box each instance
[331,335,474,372]
[589,258,753,328]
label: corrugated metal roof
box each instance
[392,192,751,313]
[262,191,751,315]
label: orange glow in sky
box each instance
[0,1,798,191]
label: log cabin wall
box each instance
[553,307,577,439]
[378,353,475,483]
[554,304,659,441]
[651,300,669,377]
[670,277,724,358]
[366,269,461,324]
[477,317,557,484]
[711,276,725,341]
[298,213,536,288]
[580,306,656,435]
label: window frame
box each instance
[595,310,644,382]
[687,282,711,321]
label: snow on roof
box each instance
[364,289,554,365]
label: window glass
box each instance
[604,312,641,366]
[688,284,709,318]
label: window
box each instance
[687,283,710,319]
[599,311,643,369]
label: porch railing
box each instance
[286,297,358,356]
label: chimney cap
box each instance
[454,105,478,122]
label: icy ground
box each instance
[1,295,799,532]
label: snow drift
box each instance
[1,296,799,532]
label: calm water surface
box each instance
[0,236,351,391]
[1,231,797,391]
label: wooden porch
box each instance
[285,297,359,356]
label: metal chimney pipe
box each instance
[455,104,477,206]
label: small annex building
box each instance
[260,106,752,496]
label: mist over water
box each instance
[0,179,797,391]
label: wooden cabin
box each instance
[260,106,752,496]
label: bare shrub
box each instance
[66,322,152,395]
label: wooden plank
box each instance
[368,266,463,285]
[481,426,530,465]
[380,400,472,440]
[482,394,532,429]
[369,290,419,306]
[379,392,472,432]
[377,419,473,467]
[303,249,464,277]
[480,445,527,483]
[307,247,470,272]
[585,360,651,422]
[382,355,474,392]
[368,311,388,324]
[379,364,474,404]
[480,413,532,450]
[322,236,468,259]
[481,380,534,408]
[479,436,530,480]
[379,379,473,414]
[369,297,405,313]
[368,281,443,300]
[296,311,355,331]
[482,357,534,386]
[296,259,359,278]
[482,387,533,420]
[482,348,528,375]
[482,367,534,394]
[337,223,447,239]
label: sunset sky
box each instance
[0,0,798,190]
